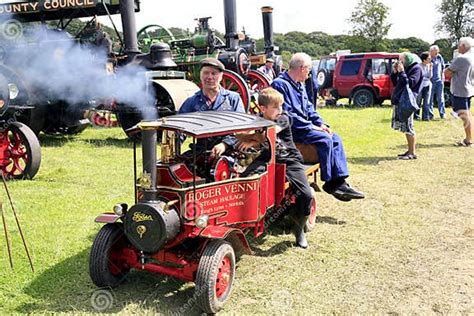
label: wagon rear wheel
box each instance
[305,189,317,232]
[89,223,131,288]
[195,240,235,313]
[1,122,41,180]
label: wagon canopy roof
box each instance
[134,111,275,138]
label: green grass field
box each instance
[0,107,472,314]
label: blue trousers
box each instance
[295,130,349,182]
[416,84,433,120]
[430,80,445,118]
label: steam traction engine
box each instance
[137,0,272,113]
[0,0,200,137]
[89,112,318,313]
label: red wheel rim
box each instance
[108,239,130,276]
[1,128,28,178]
[214,157,230,181]
[221,71,249,109]
[247,70,270,92]
[215,256,232,298]
[246,70,271,114]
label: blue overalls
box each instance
[272,72,349,182]
[179,87,245,149]
[179,87,245,113]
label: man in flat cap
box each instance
[179,58,245,156]
[258,57,276,81]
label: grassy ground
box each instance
[0,107,472,314]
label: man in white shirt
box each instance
[445,37,474,147]
[258,58,276,81]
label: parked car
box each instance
[317,52,400,106]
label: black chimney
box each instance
[120,0,140,57]
[223,0,238,50]
[142,129,157,201]
[261,6,274,55]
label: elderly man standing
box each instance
[179,58,245,156]
[445,37,474,147]
[429,45,446,119]
[271,52,364,201]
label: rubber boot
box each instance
[294,215,309,249]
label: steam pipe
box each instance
[261,6,274,55]
[120,0,140,57]
[223,0,238,50]
[142,130,157,201]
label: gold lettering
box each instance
[30,2,39,11]
[132,212,154,223]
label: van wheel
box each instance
[353,88,374,107]
[317,69,332,89]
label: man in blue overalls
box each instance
[272,53,364,201]
[179,58,245,156]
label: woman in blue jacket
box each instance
[390,52,423,160]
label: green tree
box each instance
[436,0,473,44]
[347,0,391,51]
[389,37,430,54]
[433,38,455,61]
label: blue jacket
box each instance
[179,87,245,114]
[271,72,324,133]
[390,63,423,104]
[178,87,244,149]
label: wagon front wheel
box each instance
[89,223,131,288]
[195,240,236,313]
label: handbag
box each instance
[397,84,419,120]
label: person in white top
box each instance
[445,37,474,146]
[258,58,276,81]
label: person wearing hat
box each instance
[258,58,276,81]
[179,57,245,156]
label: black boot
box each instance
[293,215,309,249]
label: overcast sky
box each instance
[102,0,444,44]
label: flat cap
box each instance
[266,58,275,63]
[201,57,225,72]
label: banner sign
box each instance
[0,0,98,15]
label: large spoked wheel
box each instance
[137,24,175,52]
[195,240,236,314]
[352,88,375,107]
[221,70,251,111]
[305,189,317,232]
[89,223,132,288]
[246,69,271,114]
[1,122,41,180]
